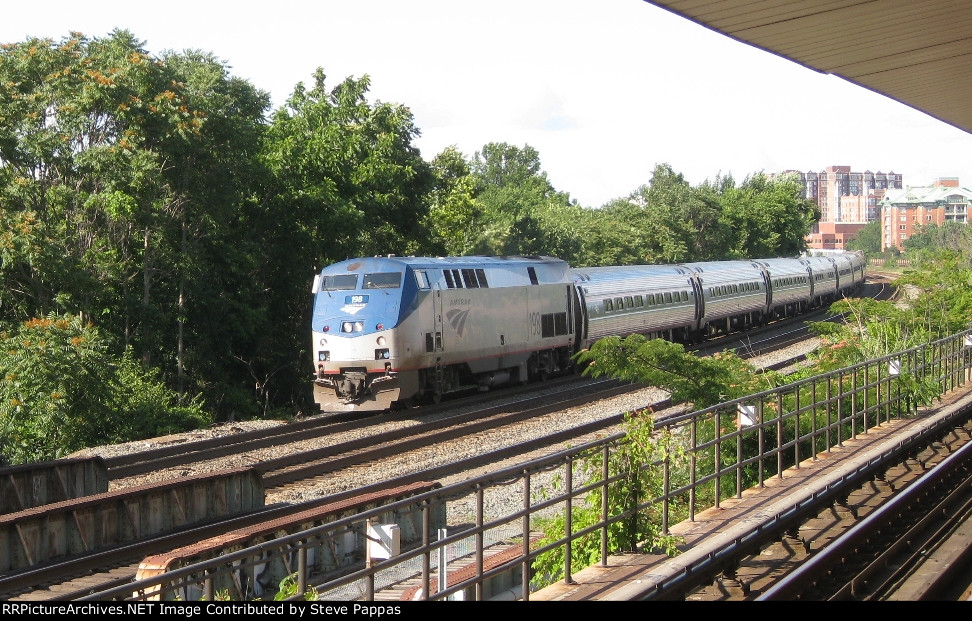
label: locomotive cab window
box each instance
[364,272,402,289]
[321,274,358,291]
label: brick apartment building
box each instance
[879,178,972,252]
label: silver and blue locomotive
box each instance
[310,252,866,411]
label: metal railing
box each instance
[84,329,972,602]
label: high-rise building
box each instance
[878,178,972,251]
[771,166,903,250]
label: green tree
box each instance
[576,197,659,267]
[800,256,972,409]
[894,251,972,337]
[845,220,882,256]
[0,30,303,423]
[575,335,771,409]
[904,221,972,262]
[719,172,817,258]
[642,163,722,262]
[0,314,209,464]
[532,411,684,587]
[263,69,435,265]
[468,142,576,255]
[424,146,483,255]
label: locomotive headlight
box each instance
[342,322,353,333]
[354,321,364,332]
[377,336,386,346]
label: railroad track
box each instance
[3,275,895,601]
[683,415,972,601]
[102,274,895,490]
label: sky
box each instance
[3,0,971,208]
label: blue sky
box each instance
[3,0,971,207]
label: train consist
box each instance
[310,252,866,412]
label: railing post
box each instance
[421,502,431,600]
[736,420,744,499]
[365,518,375,601]
[776,393,784,477]
[689,419,698,521]
[862,362,869,430]
[476,484,485,600]
[204,569,214,602]
[758,398,766,485]
[564,455,574,584]
[877,357,885,425]
[715,410,722,506]
[662,450,670,534]
[826,375,833,450]
[522,468,531,601]
[810,379,819,460]
[437,528,448,598]
[601,444,609,565]
[297,543,307,597]
[794,388,801,468]
[853,369,861,436]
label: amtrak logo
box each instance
[446,309,469,337]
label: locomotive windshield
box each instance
[363,272,402,289]
[320,274,358,291]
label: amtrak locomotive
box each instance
[310,252,865,412]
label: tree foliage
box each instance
[423,146,482,256]
[718,172,817,258]
[845,220,882,256]
[263,69,434,264]
[575,335,771,409]
[467,142,578,256]
[0,314,209,464]
[531,411,684,587]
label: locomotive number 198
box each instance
[530,312,541,336]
